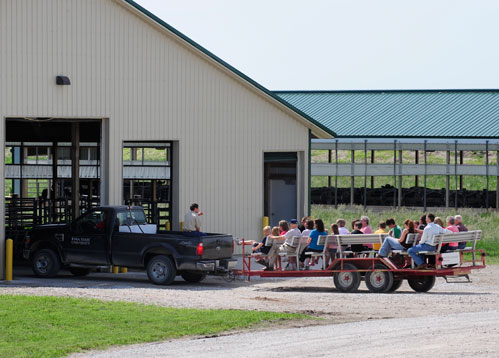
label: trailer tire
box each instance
[180,271,207,283]
[32,249,61,278]
[365,264,394,293]
[388,279,403,292]
[408,275,435,292]
[147,255,176,285]
[333,263,361,293]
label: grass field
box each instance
[311,205,499,265]
[0,295,308,358]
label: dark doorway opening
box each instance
[264,152,297,227]
[5,118,102,255]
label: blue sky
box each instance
[135,0,499,91]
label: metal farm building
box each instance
[0,0,334,278]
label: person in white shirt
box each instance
[336,218,350,235]
[183,203,205,236]
[408,213,451,269]
[267,219,301,270]
[301,219,314,237]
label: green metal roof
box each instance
[122,0,335,138]
[275,90,499,139]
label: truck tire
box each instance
[147,255,176,285]
[365,264,394,293]
[180,271,207,283]
[408,275,436,292]
[32,249,61,278]
[333,263,361,293]
[69,268,91,277]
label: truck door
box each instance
[66,209,110,265]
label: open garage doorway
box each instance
[264,152,298,227]
[5,118,102,253]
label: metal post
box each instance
[370,150,375,189]
[350,150,355,205]
[486,141,489,210]
[398,149,402,207]
[393,140,397,208]
[424,140,427,212]
[328,150,332,187]
[455,141,458,209]
[71,122,80,220]
[415,150,419,187]
[459,150,464,190]
[364,140,367,210]
[446,149,450,208]
[335,140,338,209]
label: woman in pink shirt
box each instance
[441,216,459,252]
[360,216,373,233]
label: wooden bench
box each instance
[391,233,419,254]
[304,235,338,269]
[417,230,482,267]
[336,234,387,258]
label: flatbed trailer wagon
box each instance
[233,231,486,293]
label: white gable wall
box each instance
[0,0,313,275]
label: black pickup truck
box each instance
[23,206,236,285]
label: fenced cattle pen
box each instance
[311,138,499,210]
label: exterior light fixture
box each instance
[56,76,71,85]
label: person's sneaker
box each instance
[256,259,267,266]
[415,264,427,270]
[304,265,310,271]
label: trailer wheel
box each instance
[180,271,207,283]
[32,249,61,278]
[408,276,435,292]
[147,255,176,285]
[365,264,394,293]
[333,263,361,293]
[388,279,403,292]
[69,268,91,277]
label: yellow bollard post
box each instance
[165,221,171,231]
[180,221,184,231]
[120,267,128,273]
[112,266,120,274]
[262,216,269,235]
[6,239,13,281]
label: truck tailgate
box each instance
[201,235,233,259]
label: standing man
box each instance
[183,203,205,236]
[408,213,451,269]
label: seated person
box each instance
[252,226,272,267]
[378,219,416,257]
[441,216,459,253]
[386,218,402,238]
[350,221,367,252]
[301,219,314,237]
[373,221,387,250]
[299,219,327,269]
[336,218,350,235]
[267,220,301,270]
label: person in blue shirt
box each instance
[299,219,327,267]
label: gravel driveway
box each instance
[2,265,499,356]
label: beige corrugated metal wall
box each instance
[0,0,316,275]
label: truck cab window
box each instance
[74,210,107,234]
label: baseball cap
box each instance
[289,219,298,224]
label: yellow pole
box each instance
[112,266,120,274]
[120,267,128,273]
[262,216,269,235]
[6,239,13,281]
[180,221,184,231]
[165,221,171,231]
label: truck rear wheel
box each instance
[147,255,176,285]
[180,271,207,283]
[333,263,361,293]
[32,249,61,278]
[408,276,435,292]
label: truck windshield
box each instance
[116,209,147,226]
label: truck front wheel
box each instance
[147,255,176,285]
[180,271,207,283]
[32,249,61,278]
